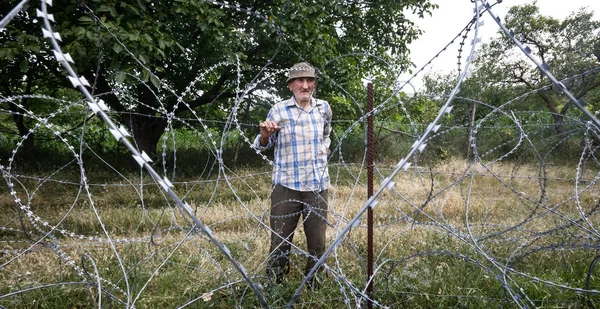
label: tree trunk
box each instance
[124,114,167,159]
[8,99,35,152]
[233,101,251,166]
[538,91,565,136]
[551,112,565,136]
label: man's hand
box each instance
[259,121,281,146]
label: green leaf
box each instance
[138,53,147,64]
[78,16,94,23]
[98,5,118,17]
[74,27,86,39]
[19,60,28,73]
[24,45,38,53]
[141,69,150,82]
[150,74,160,89]
[136,0,147,12]
[85,31,96,41]
[112,43,123,54]
[122,3,140,15]
[115,72,126,83]
[5,49,14,61]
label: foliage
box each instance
[419,3,600,160]
[474,2,600,135]
[0,0,437,157]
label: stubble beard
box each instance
[297,92,311,105]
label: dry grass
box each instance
[1,159,599,307]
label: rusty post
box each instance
[366,82,374,309]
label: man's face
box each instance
[288,77,316,103]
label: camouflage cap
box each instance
[286,62,316,83]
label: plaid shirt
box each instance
[254,96,332,192]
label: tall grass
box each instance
[1,159,599,308]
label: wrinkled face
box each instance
[288,77,316,104]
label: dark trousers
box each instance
[267,185,328,283]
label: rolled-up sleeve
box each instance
[253,133,273,151]
[253,106,280,151]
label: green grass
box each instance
[1,159,600,308]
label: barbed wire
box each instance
[1,0,600,308]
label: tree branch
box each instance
[185,71,255,110]
[82,70,123,112]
